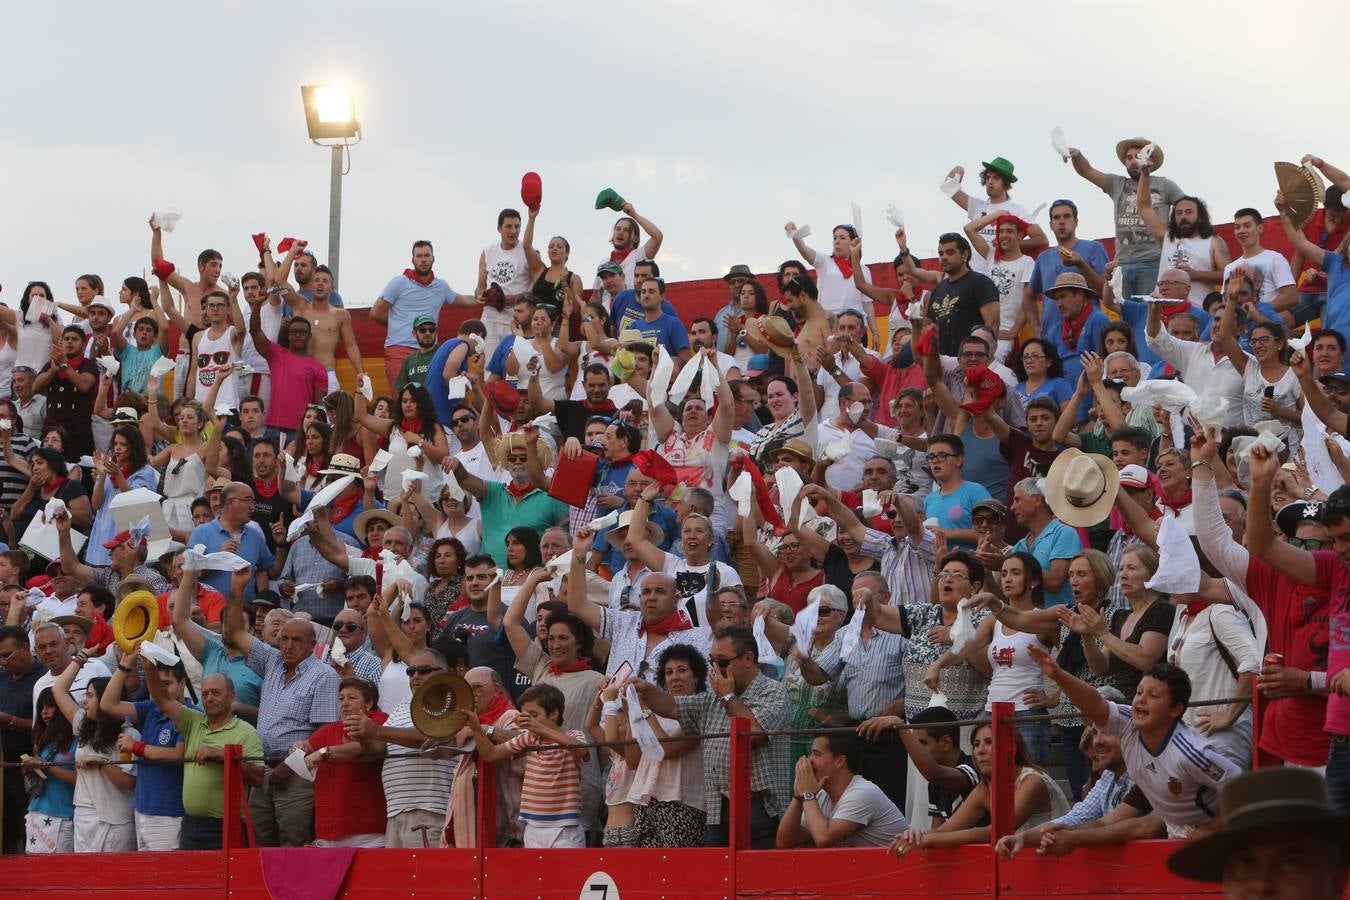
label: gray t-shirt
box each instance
[1104,173,1185,265]
[805,775,908,848]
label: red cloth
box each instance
[150,259,175,280]
[632,450,679,495]
[260,847,356,900]
[991,215,1029,261]
[730,454,785,533]
[547,658,594,676]
[251,233,267,255]
[610,248,634,265]
[913,324,938,357]
[330,490,362,524]
[1157,488,1192,517]
[959,365,1006,416]
[638,609,694,637]
[766,568,825,615]
[86,615,115,656]
[309,713,390,840]
[1060,301,1096,350]
[276,237,306,254]
[155,584,228,625]
[403,268,436,287]
[833,256,854,279]
[479,690,515,726]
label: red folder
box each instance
[548,449,598,508]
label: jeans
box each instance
[706,795,778,850]
[1327,736,1350,817]
[857,730,908,810]
[179,814,224,850]
[1059,724,1090,802]
[1120,262,1159,299]
[1016,708,1051,765]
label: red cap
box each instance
[487,380,521,416]
[521,172,542,211]
[631,450,679,494]
[102,528,133,550]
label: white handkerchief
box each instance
[330,640,348,666]
[1145,515,1201,594]
[927,690,950,709]
[149,357,177,378]
[1302,402,1349,492]
[728,470,754,517]
[626,683,665,760]
[182,547,251,572]
[485,569,503,591]
[839,605,866,664]
[1235,429,1286,464]
[44,497,69,521]
[23,587,47,609]
[873,438,900,460]
[850,202,864,237]
[824,430,855,463]
[368,450,394,474]
[790,598,821,652]
[232,362,253,376]
[668,353,701,405]
[1289,323,1314,353]
[532,413,557,431]
[789,225,812,241]
[1138,142,1157,167]
[589,510,621,532]
[545,549,573,572]
[77,455,97,469]
[139,641,180,667]
[406,445,422,459]
[905,300,925,324]
[648,348,675,407]
[97,355,120,376]
[949,599,975,654]
[699,355,719,411]
[939,177,962,198]
[752,615,779,666]
[467,334,486,356]
[512,337,541,375]
[357,373,373,402]
[214,404,234,418]
[287,475,357,541]
[442,468,466,502]
[446,375,470,401]
[151,206,183,233]
[0,419,9,432]
[1122,379,1199,411]
[400,592,413,622]
[1050,126,1070,160]
[401,469,428,491]
[861,489,883,518]
[292,583,322,596]
[775,467,804,527]
[1109,264,1124,300]
[284,747,316,782]
[885,205,904,230]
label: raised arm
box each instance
[963,210,999,260]
[221,566,256,656]
[1067,148,1108,192]
[848,237,897,305]
[1135,166,1167,242]
[100,653,142,724]
[1274,193,1325,262]
[1246,442,1318,585]
[922,337,964,425]
[626,203,663,260]
[1305,155,1350,193]
[566,529,602,631]
[1217,280,1248,376]
[54,514,96,585]
[149,216,194,295]
[626,487,670,572]
[1292,351,1347,436]
[793,353,818,429]
[502,568,549,661]
[783,221,819,267]
[1028,644,1109,727]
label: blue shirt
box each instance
[593,501,679,573]
[131,699,187,817]
[1321,251,1350,338]
[426,337,470,425]
[629,313,690,356]
[196,627,263,708]
[924,481,992,550]
[246,639,340,756]
[1029,240,1109,295]
[610,289,677,335]
[29,739,78,818]
[1012,518,1084,607]
[187,519,275,602]
[1042,303,1110,389]
[379,275,459,350]
[486,336,518,380]
[1015,377,1074,406]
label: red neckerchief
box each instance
[1182,600,1212,617]
[1158,488,1192,516]
[403,268,435,287]
[330,490,362,523]
[610,248,634,265]
[608,454,633,468]
[479,690,514,726]
[1158,300,1192,321]
[120,465,133,481]
[582,398,617,415]
[254,476,279,499]
[402,418,424,436]
[638,609,694,637]
[42,477,69,498]
[305,457,325,480]
[834,255,854,279]
[505,481,536,500]
[1060,302,1096,351]
[548,658,594,676]
[360,546,383,561]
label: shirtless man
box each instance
[280,263,364,392]
[777,273,830,367]
[185,291,245,411]
[150,214,220,328]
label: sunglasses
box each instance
[334,621,364,632]
[452,414,476,425]
[406,665,442,677]
[415,326,437,334]
[1288,537,1328,551]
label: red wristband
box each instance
[132,741,148,757]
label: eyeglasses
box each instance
[1289,537,1328,551]
[1248,336,1275,346]
[708,655,739,669]
[406,665,443,677]
[928,452,958,462]
[415,326,437,334]
[334,621,364,632]
[938,570,971,581]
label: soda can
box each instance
[1263,653,1284,668]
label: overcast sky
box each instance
[2,1,1339,310]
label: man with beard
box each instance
[372,240,482,390]
[249,437,294,553]
[247,291,328,436]
[280,263,365,394]
[394,315,440,392]
[1136,168,1229,305]
[923,233,1000,358]
[449,432,568,569]
[1066,137,1186,298]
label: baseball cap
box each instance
[1118,464,1150,489]
[1319,372,1350,388]
[412,315,437,328]
[972,499,1007,519]
[596,261,624,277]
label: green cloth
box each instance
[395,348,437,393]
[478,481,569,568]
[177,708,263,819]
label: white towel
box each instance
[330,640,348,666]
[728,470,754,517]
[949,599,975,655]
[512,337,541,377]
[283,747,316,782]
[139,641,180,667]
[648,348,675,407]
[446,375,470,401]
[589,509,621,532]
[789,225,812,241]
[790,599,821,652]
[149,357,177,378]
[43,497,69,522]
[1145,515,1201,594]
[850,202,864,237]
[824,430,855,463]
[286,475,357,541]
[775,467,804,527]
[1050,127,1070,161]
[939,176,962,199]
[699,355,719,411]
[885,205,905,230]
[862,489,883,518]
[668,354,701,405]
[151,206,183,233]
[1302,402,1350,492]
[839,605,866,665]
[181,546,251,572]
[97,355,120,376]
[626,683,664,760]
[752,616,779,667]
[368,450,394,474]
[443,468,466,502]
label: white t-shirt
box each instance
[966,198,1036,275]
[1159,235,1216,306]
[815,349,882,420]
[1100,701,1240,836]
[659,555,742,631]
[33,659,112,710]
[811,252,873,316]
[1222,249,1294,307]
[484,241,531,327]
[816,421,898,493]
[72,710,136,825]
[806,775,908,848]
[984,253,1035,332]
[1166,606,1260,734]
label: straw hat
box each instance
[1116,137,1164,171]
[1043,448,1119,527]
[606,509,665,546]
[354,508,400,541]
[749,315,797,360]
[410,671,474,738]
[113,590,160,653]
[318,453,363,477]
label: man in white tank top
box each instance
[187,290,244,412]
[1136,177,1230,307]
[477,209,534,360]
[237,272,283,406]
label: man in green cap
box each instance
[943,156,1047,271]
[394,314,441,392]
[592,199,664,307]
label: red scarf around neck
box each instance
[639,609,694,637]
[254,476,279,499]
[305,457,325,480]
[548,658,594,676]
[330,489,362,523]
[610,248,634,265]
[479,690,514,726]
[402,418,424,437]
[504,481,535,500]
[1182,600,1212,617]
[1158,488,1192,516]
[833,255,854,279]
[1061,302,1096,351]
[403,268,436,287]
[582,398,617,415]
[43,476,69,498]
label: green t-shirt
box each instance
[479,481,569,568]
[395,348,437,393]
[177,708,263,819]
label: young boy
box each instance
[468,683,590,848]
[859,705,978,827]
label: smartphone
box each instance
[608,661,634,689]
[1263,386,1275,399]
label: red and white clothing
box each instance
[808,252,873,316]
[659,427,726,496]
[504,728,586,828]
[985,625,1052,711]
[309,712,390,841]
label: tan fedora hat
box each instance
[748,315,797,360]
[606,509,664,546]
[410,671,474,739]
[318,453,363,477]
[1116,137,1164,172]
[1044,448,1119,528]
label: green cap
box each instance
[596,261,624,277]
[413,315,437,328]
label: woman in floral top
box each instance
[420,536,466,635]
[899,551,991,721]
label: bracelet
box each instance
[117,664,132,674]
[132,741,148,757]
[1190,460,1214,472]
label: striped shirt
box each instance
[860,527,936,607]
[814,627,909,721]
[381,702,456,817]
[280,532,360,622]
[504,729,585,825]
[1053,768,1134,828]
[245,639,340,756]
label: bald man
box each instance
[1104,266,1210,374]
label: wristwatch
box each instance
[320,747,331,762]
[797,791,817,802]
[485,724,496,738]
[716,694,735,709]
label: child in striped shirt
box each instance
[468,683,591,848]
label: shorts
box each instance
[315,832,386,848]
[73,810,135,853]
[523,822,585,848]
[25,811,74,854]
[135,810,183,851]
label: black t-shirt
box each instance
[553,398,617,444]
[251,480,294,551]
[925,271,999,357]
[436,606,528,700]
[821,544,880,599]
[928,749,981,822]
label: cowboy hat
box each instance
[1166,767,1350,882]
[354,507,400,540]
[1116,137,1164,171]
[1044,448,1119,528]
[50,614,95,636]
[1044,271,1099,299]
[606,509,665,546]
[410,671,474,738]
[771,438,815,467]
[113,590,160,653]
[318,453,363,478]
[749,315,797,360]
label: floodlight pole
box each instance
[328,144,344,288]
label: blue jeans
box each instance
[1016,708,1051,765]
[706,795,778,850]
[179,814,224,850]
[1120,262,1159,299]
[1328,736,1350,817]
[1060,724,1090,802]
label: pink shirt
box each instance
[264,346,329,431]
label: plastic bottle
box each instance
[119,716,135,763]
